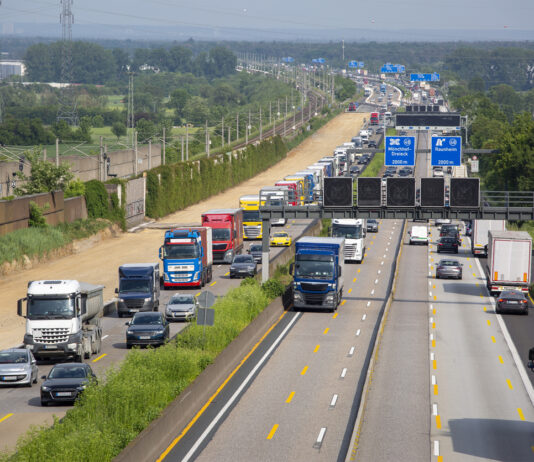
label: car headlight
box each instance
[294,292,303,301]
[76,385,86,391]
[144,297,152,302]
[127,330,133,335]
[165,307,172,314]
[194,272,200,280]
[41,386,51,392]
[67,343,77,350]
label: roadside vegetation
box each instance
[0,271,289,462]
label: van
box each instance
[409,226,429,245]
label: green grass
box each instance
[0,219,111,266]
[0,276,288,462]
[361,151,385,178]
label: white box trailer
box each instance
[486,230,532,296]
[472,220,506,256]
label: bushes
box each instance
[84,179,126,229]
[146,137,288,218]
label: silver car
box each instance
[436,259,463,279]
[0,348,39,387]
[165,294,199,321]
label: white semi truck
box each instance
[471,220,506,257]
[18,280,104,362]
[331,218,366,263]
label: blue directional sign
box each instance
[358,61,365,68]
[282,57,294,63]
[385,136,415,166]
[381,63,405,73]
[431,136,461,166]
[348,60,358,68]
[312,58,326,64]
[410,73,440,82]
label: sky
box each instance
[2,0,534,39]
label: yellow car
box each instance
[270,231,292,247]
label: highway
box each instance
[0,219,313,452]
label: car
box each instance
[367,219,379,232]
[40,362,96,406]
[432,167,444,178]
[496,290,529,315]
[446,166,453,174]
[435,218,451,226]
[126,311,170,348]
[0,348,38,387]
[230,254,257,278]
[440,224,460,237]
[464,221,472,236]
[375,127,384,134]
[349,165,361,175]
[247,244,263,263]
[270,231,292,247]
[165,293,199,321]
[357,156,368,165]
[437,236,459,253]
[399,130,407,136]
[436,259,463,279]
[368,140,378,148]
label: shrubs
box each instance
[261,279,285,299]
[28,202,48,228]
[84,180,125,229]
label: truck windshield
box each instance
[243,210,260,222]
[295,255,334,279]
[212,229,231,241]
[164,244,199,258]
[119,279,151,293]
[332,225,363,239]
[27,297,75,319]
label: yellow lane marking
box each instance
[323,328,330,335]
[487,320,491,326]
[348,288,353,294]
[438,457,443,462]
[313,344,320,353]
[432,339,436,348]
[333,313,338,319]
[301,366,308,376]
[285,392,295,403]
[224,272,230,276]
[353,277,357,283]
[210,281,217,286]
[498,355,504,364]
[491,336,496,343]
[0,414,13,424]
[433,308,436,315]
[431,257,434,262]
[432,285,436,289]
[506,379,513,390]
[469,265,472,269]
[436,415,442,429]
[433,295,437,301]
[267,424,279,440]
[467,257,470,260]
[364,253,367,257]
[476,282,479,286]
[433,360,437,370]
[531,446,534,454]
[518,408,525,421]
[480,294,484,298]
[341,300,346,306]
[434,384,438,395]
[483,306,487,312]
[370,241,374,245]
[156,310,289,460]
[358,269,361,273]
[92,353,107,363]
[432,322,436,329]
[196,292,201,297]
[473,273,476,277]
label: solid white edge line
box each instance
[180,312,302,462]
[330,394,338,407]
[473,254,534,407]
[434,440,440,456]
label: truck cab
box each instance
[116,263,160,317]
[201,209,244,262]
[239,195,263,239]
[331,219,366,262]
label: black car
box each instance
[126,311,170,348]
[367,219,379,232]
[440,224,459,237]
[368,140,378,149]
[247,244,262,263]
[229,254,257,278]
[40,363,96,406]
[437,236,459,253]
[375,127,384,134]
[357,156,368,165]
[496,291,529,315]
[349,165,361,176]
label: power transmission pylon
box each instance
[56,0,78,125]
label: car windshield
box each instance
[273,233,288,238]
[440,260,459,266]
[212,228,231,241]
[119,279,150,293]
[234,255,253,263]
[0,351,28,364]
[27,297,75,320]
[170,295,195,304]
[368,220,377,225]
[250,245,262,252]
[132,314,162,325]
[332,225,363,239]
[243,210,261,221]
[49,366,88,379]
[163,243,199,258]
[295,256,334,279]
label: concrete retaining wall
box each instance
[64,196,87,222]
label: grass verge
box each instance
[0,219,112,266]
[0,273,289,462]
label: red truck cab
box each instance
[201,209,244,263]
[370,112,379,125]
[275,181,300,206]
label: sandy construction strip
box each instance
[0,112,367,349]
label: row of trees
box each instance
[23,42,237,84]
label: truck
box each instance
[159,227,213,288]
[294,171,317,202]
[275,181,302,206]
[18,280,104,362]
[331,219,366,262]
[471,220,506,257]
[364,87,372,97]
[259,187,288,225]
[284,175,309,204]
[370,112,380,125]
[380,83,387,93]
[290,237,345,312]
[486,230,532,296]
[116,263,160,317]
[201,209,244,263]
[316,160,333,178]
[239,195,263,239]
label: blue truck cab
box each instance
[115,263,160,317]
[291,237,345,312]
[294,171,316,203]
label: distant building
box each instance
[0,60,25,80]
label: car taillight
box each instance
[498,299,504,303]
[522,300,527,304]
[439,243,443,246]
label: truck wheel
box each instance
[75,354,83,363]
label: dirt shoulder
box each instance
[0,112,367,350]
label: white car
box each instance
[409,226,429,245]
[435,218,451,226]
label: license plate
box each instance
[2,376,17,381]
[507,301,518,304]
[56,392,72,397]
[139,336,151,340]
[44,345,57,349]
[129,309,139,312]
